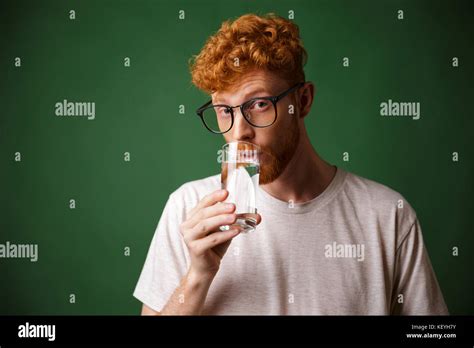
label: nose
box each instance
[231,107,255,141]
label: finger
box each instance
[255,213,262,225]
[212,239,233,259]
[186,189,228,219]
[185,202,235,229]
[188,213,237,241]
[193,229,240,255]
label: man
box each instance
[133,13,448,315]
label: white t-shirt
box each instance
[133,166,449,315]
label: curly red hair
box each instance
[189,13,307,94]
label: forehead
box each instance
[212,70,288,104]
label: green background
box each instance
[0,0,472,314]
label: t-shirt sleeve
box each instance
[133,191,190,312]
[391,218,449,315]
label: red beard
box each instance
[259,120,300,185]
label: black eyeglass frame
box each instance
[196,81,306,134]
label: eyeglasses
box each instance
[196,82,305,134]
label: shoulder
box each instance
[341,169,418,240]
[343,171,410,207]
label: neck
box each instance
[261,129,337,203]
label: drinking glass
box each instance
[219,141,260,233]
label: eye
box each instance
[249,99,270,111]
[216,107,231,117]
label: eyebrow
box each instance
[214,88,271,105]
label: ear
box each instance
[298,82,315,119]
